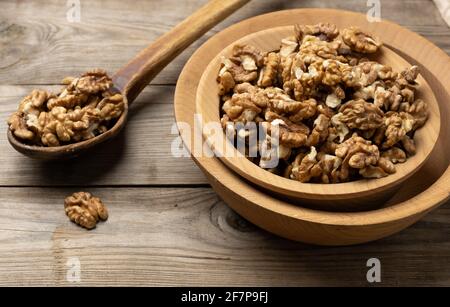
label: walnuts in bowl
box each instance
[217,23,428,183]
[7,69,125,147]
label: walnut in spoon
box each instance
[7,69,125,147]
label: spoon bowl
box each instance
[7,92,129,160]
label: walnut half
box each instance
[342,27,382,54]
[64,192,108,229]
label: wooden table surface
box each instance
[1,0,449,287]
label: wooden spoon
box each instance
[7,0,250,160]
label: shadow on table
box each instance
[35,129,127,185]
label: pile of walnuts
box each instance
[218,23,428,183]
[8,69,125,147]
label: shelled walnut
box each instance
[217,23,428,183]
[64,192,108,229]
[295,23,340,42]
[341,27,382,54]
[7,69,125,147]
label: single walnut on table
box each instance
[65,192,108,230]
[7,69,125,147]
[217,23,428,183]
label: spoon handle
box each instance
[112,0,250,103]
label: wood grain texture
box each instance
[0,0,449,286]
[0,187,449,287]
[113,0,250,102]
[0,0,449,85]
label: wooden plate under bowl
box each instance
[174,9,450,245]
[195,26,440,212]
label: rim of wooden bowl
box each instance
[195,25,440,200]
[174,8,450,228]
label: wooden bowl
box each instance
[175,9,450,245]
[195,26,440,211]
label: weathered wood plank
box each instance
[0,0,448,85]
[1,0,449,288]
[0,187,449,286]
[0,85,207,186]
